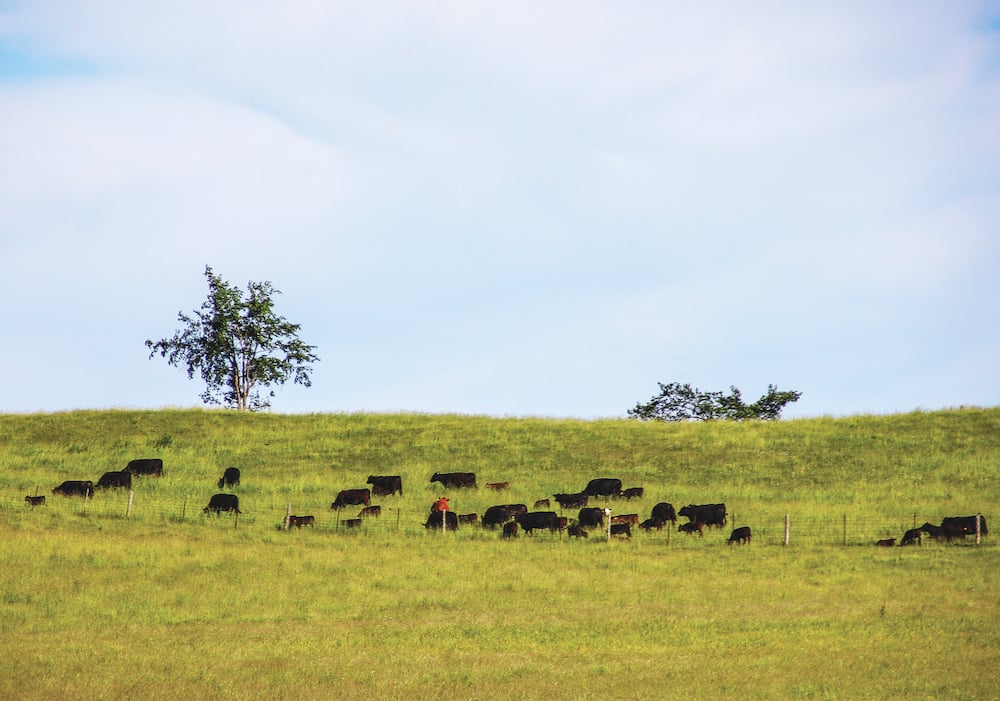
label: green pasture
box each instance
[1,408,997,699]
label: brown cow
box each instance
[876,538,896,547]
[359,505,382,518]
[611,513,639,526]
[486,481,509,491]
[678,521,703,537]
[621,487,644,500]
[288,515,315,528]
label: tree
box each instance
[628,382,801,422]
[146,266,320,411]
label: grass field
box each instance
[1,408,997,699]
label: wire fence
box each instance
[1,490,988,547]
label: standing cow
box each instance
[52,480,94,498]
[367,475,403,496]
[96,470,132,490]
[218,467,241,489]
[331,489,371,509]
[203,494,240,515]
[126,458,163,477]
[430,472,477,489]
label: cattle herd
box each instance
[29,463,988,547]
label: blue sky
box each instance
[1,2,998,419]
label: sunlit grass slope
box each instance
[1,408,997,699]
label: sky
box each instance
[1,2,998,420]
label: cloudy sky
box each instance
[1,2,998,419]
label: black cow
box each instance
[567,524,588,538]
[126,458,163,476]
[583,478,622,498]
[679,503,727,529]
[430,472,477,489]
[919,522,944,539]
[367,475,403,496]
[502,522,518,538]
[515,511,562,534]
[621,487,644,500]
[900,528,922,546]
[554,492,589,509]
[727,526,752,544]
[639,518,665,531]
[331,489,371,509]
[651,502,677,524]
[288,515,315,528]
[578,507,606,529]
[876,538,896,547]
[482,504,527,528]
[218,467,240,489]
[941,515,988,537]
[203,494,240,515]
[424,510,458,531]
[52,480,94,498]
[25,495,46,507]
[533,499,550,509]
[96,470,132,490]
[610,523,632,538]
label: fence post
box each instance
[784,514,790,546]
[181,496,187,521]
[284,503,292,530]
[126,490,134,519]
[605,508,612,539]
[976,513,982,545]
[843,513,847,546]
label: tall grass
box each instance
[1,408,997,699]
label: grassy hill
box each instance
[1,408,997,699]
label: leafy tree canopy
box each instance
[146,266,320,411]
[628,382,801,422]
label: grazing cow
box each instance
[621,487,644,500]
[430,472,477,489]
[567,524,588,538]
[424,510,458,531]
[533,499,550,509]
[288,515,315,528]
[651,502,677,525]
[611,513,639,526]
[919,522,944,539]
[331,489,371,510]
[876,538,896,547]
[610,523,632,538]
[367,475,403,497]
[727,526,752,545]
[52,480,94,498]
[578,507,606,529]
[126,458,163,477]
[583,478,623,498]
[679,503,727,529]
[515,511,562,534]
[458,513,478,524]
[941,515,988,537]
[502,522,518,538]
[900,528,922,546]
[218,467,240,489]
[25,495,46,507]
[359,505,382,518]
[678,521,703,537]
[203,494,240,515]
[554,492,589,509]
[342,518,363,529]
[639,518,665,531]
[482,504,527,528]
[486,481,509,491]
[96,470,132,490]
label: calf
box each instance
[610,523,632,538]
[486,481,509,491]
[288,515,315,528]
[359,505,382,518]
[900,528,922,546]
[342,518,363,529]
[25,495,46,507]
[567,524,588,538]
[876,538,896,547]
[502,522,518,538]
[554,492,589,509]
[533,499,550,509]
[678,521,703,537]
[727,526,752,545]
[639,518,665,531]
[458,513,478,524]
[621,487,644,500]
[611,513,639,526]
